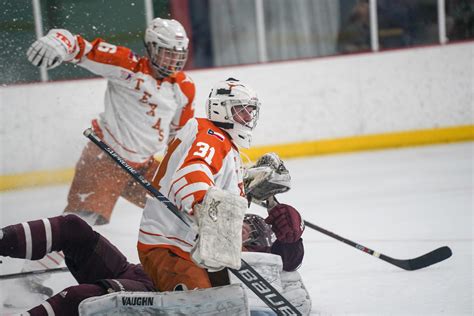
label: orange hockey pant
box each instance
[138,247,212,291]
[64,142,160,222]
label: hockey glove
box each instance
[27,29,79,69]
[244,152,291,203]
[265,203,304,243]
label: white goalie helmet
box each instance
[144,18,189,79]
[206,78,261,148]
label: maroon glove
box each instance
[265,203,304,243]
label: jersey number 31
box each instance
[193,142,215,164]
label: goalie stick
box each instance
[83,128,302,316]
[258,197,452,271]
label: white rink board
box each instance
[1,43,472,174]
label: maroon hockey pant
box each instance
[0,214,154,315]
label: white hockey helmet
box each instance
[144,18,189,78]
[206,78,261,148]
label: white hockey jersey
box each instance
[73,36,195,163]
[138,118,245,260]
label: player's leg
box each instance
[64,142,129,224]
[11,142,130,305]
[0,214,96,262]
[138,247,212,291]
[25,283,106,316]
[120,157,161,208]
[1,214,100,308]
[0,213,145,286]
[1,215,154,313]
[4,143,122,307]
[65,229,151,288]
[5,143,141,308]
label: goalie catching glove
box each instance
[27,29,79,69]
[190,186,247,271]
[244,152,291,204]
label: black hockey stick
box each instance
[303,220,452,271]
[84,129,302,316]
[0,266,69,280]
[259,198,452,271]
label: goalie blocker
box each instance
[191,186,248,271]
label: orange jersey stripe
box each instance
[164,72,195,129]
[152,138,182,190]
[75,36,88,60]
[180,190,207,212]
[171,169,214,195]
[82,37,152,75]
[175,72,195,127]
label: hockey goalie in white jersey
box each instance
[135,78,312,314]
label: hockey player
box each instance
[136,77,309,310]
[137,78,261,291]
[26,17,195,225]
[0,214,155,315]
[15,18,196,306]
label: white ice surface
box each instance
[0,142,472,315]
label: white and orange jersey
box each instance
[73,36,195,163]
[138,118,245,260]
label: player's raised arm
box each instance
[27,29,79,69]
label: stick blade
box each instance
[390,246,452,271]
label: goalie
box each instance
[137,78,310,313]
[137,79,305,288]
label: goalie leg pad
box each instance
[191,187,248,271]
[229,252,283,313]
[230,252,312,315]
[281,271,312,316]
[78,284,249,316]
